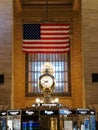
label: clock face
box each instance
[40,75,54,88]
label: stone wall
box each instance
[82,0,98,110]
[0,0,13,109]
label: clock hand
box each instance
[42,80,48,85]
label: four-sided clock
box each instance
[39,73,55,92]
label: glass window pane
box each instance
[25,53,71,96]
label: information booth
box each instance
[59,108,77,130]
[21,108,39,130]
[0,110,7,130]
[39,105,59,130]
[7,109,21,130]
[77,108,90,130]
[0,107,97,130]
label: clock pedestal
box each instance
[38,61,55,104]
[43,92,51,104]
[43,91,52,104]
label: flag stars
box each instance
[23,24,40,39]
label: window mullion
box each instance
[26,53,70,97]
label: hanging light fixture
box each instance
[40,0,55,23]
[41,0,49,22]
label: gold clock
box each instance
[39,73,55,91]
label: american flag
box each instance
[23,23,70,53]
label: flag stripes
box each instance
[23,23,70,53]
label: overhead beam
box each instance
[22,0,73,5]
